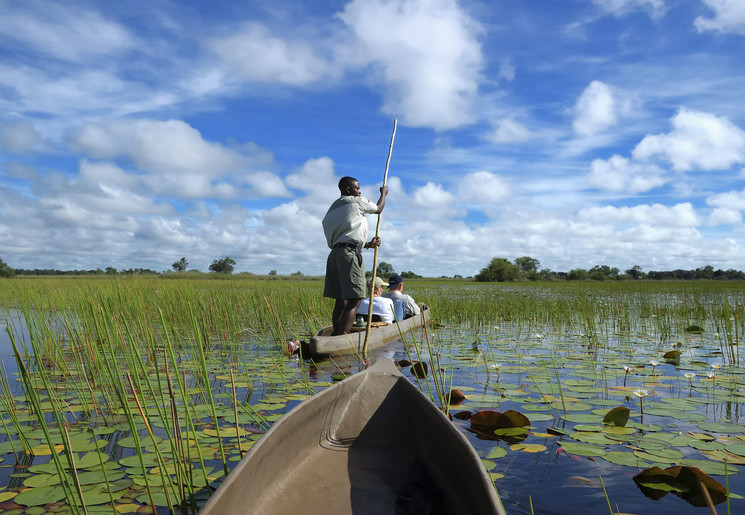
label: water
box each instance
[1,292,744,514]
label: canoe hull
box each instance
[200,358,505,515]
[308,306,430,357]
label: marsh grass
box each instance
[1,277,745,513]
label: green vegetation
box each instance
[0,257,13,278]
[1,277,745,513]
[208,257,236,274]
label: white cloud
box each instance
[210,22,334,85]
[709,208,742,225]
[0,0,133,61]
[633,108,745,171]
[587,155,667,193]
[457,171,511,203]
[66,119,244,174]
[706,188,745,210]
[411,182,456,212]
[591,0,665,18]
[337,0,483,130]
[0,119,40,152]
[695,0,745,35]
[499,58,515,81]
[484,118,533,143]
[245,171,291,198]
[578,203,700,228]
[573,81,631,136]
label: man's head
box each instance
[369,276,386,296]
[338,176,361,196]
[388,274,404,291]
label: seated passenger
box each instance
[358,276,395,324]
[383,274,420,319]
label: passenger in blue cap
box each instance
[383,274,420,320]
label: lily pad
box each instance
[560,442,607,457]
[603,406,630,427]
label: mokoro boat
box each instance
[308,305,431,357]
[200,358,506,515]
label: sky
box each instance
[1,0,745,277]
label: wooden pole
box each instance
[363,119,397,358]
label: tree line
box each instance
[3,254,745,281]
[474,257,745,282]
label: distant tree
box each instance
[401,271,423,279]
[172,257,189,272]
[377,262,395,277]
[539,268,557,281]
[514,256,540,273]
[567,268,590,281]
[453,274,463,279]
[209,257,236,274]
[290,271,304,277]
[625,265,646,280]
[475,257,519,282]
[695,265,715,280]
[105,267,117,275]
[0,257,14,278]
[589,265,619,281]
[268,270,277,276]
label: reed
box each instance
[2,277,745,513]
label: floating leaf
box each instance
[560,442,607,457]
[633,465,727,507]
[410,361,428,378]
[698,422,745,434]
[663,350,680,361]
[486,446,507,460]
[443,389,466,405]
[603,407,630,427]
[602,451,650,468]
[13,485,67,506]
[510,443,546,453]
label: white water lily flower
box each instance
[707,371,716,379]
[649,359,660,367]
[633,389,651,398]
[623,365,632,372]
[711,363,721,370]
[684,372,696,379]
[491,363,503,370]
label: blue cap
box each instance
[388,274,403,289]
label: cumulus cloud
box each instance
[577,203,700,228]
[632,108,745,171]
[0,0,134,61]
[573,81,631,136]
[0,119,41,152]
[591,0,665,18]
[484,118,533,143]
[709,208,742,225]
[706,188,745,210]
[457,171,511,203]
[210,22,334,85]
[695,0,745,35]
[337,0,483,130]
[587,155,667,193]
[66,119,244,174]
[411,182,457,215]
[245,171,291,198]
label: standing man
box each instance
[383,274,421,319]
[323,176,388,335]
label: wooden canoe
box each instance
[308,305,431,357]
[200,358,506,515]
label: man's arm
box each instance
[374,185,388,214]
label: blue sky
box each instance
[1,0,744,276]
